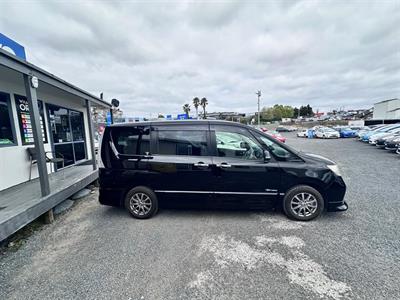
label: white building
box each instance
[373,98,400,120]
[0,48,111,241]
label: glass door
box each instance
[70,110,86,162]
[47,104,87,169]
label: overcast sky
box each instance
[0,0,399,117]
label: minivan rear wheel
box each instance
[125,186,158,219]
[283,185,324,221]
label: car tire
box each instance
[124,186,158,219]
[283,185,324,221]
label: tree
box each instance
[200,97,208,119]
[182,103,190,118]
[306,104,314,117]
[192,97,200,119]
[296,104,314,117]
[293,107,299,118]
[261,104,294,122]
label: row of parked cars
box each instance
[357,123,400,155]
[296,126,360,139]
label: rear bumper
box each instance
[99,187,125,207]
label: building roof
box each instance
[374,98,399,105]
[0,48,111,108]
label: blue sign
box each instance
[106,111,112,125]
[0,33,26,60]
[166,115,172,120]
[177,114,188,120]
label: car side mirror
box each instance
[264,150,271,162]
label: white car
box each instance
[297,129,308,138]
[315,128,340,139]
[368,127,400,144]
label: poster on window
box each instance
[14,94,48,145]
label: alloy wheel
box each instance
[290,192,318,217]
[130,192,152,216]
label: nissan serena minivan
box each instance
[99,120,348,221]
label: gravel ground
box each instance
[0,133,399,300]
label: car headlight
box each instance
[327,164,342,176]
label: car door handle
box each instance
[194,162,209,167]
[217,162,232,168]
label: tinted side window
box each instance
[111,127,150,155]
[157,130,208,156]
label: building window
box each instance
[157,130,208,156]
[0,92,16,146]
[47,104,87,168]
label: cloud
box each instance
[0,0,399,117]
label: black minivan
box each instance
[99,120,348,221]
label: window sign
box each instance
[14,94,47,145]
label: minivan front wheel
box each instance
[125,186,158,219]
[283,185,324,221]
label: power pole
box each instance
[256,90,261,126]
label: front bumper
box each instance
[325,176,348,212]
[385,143,398,151]
[329,201,348,212]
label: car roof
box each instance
[108,119,250,129]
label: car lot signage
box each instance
[0,33,26,60]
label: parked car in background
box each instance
[99,120,347,221]
[384,136,400,151]
[276,126,296,132]
[359,124,398,142]
[265,131,286,143]
[368,126,400,144]
[336,127,357,138]
[297,129,308,138]
[315,128,340,139]
[356,126,372,138]
[276,126,289,132]
[375,134,400,149]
